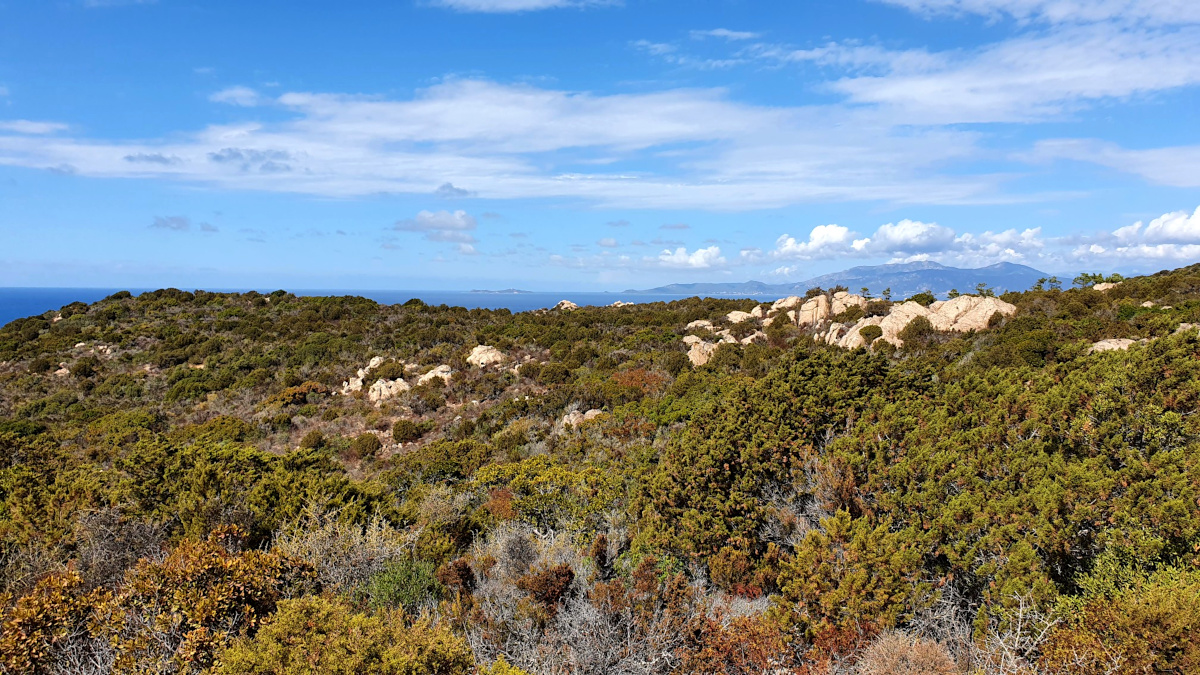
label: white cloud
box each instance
[430,0,614,12]
[0,86,8,97]
[828,23,1200,123]
[875,0,1200,25]
[394,209,479,244]
[0,120,69,134]
[210,86,263,107]
[1115,206,1200,245]
[596,237,618,247]
[853,219,957,254]
[0,79,1009,209]
[1028,139,1200,188]
[772,224,856,259]
[769,218,1048,268]
[658,246,725,269]
[691,28,760,40]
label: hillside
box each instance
[628,261,1048,299]
[1,266,1199,674]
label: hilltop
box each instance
[1,265,1198,673]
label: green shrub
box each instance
[538,362,570,385]
[345,433,382,462]
[896,316,936,347]
[300,430,326,449]
[391,419,425,444]
[365,558,444,612]
[859,325,883,345]
[907,291,936,306]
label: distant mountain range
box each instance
[626,261,1049,300]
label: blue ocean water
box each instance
[0,287,733,328]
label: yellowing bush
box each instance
[212,595,474,675]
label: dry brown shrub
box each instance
[857,630,958,675]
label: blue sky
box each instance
[1,0,1199,290]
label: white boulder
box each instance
[467,345,507,368]
[1090,338,1137,353]
[740,331,768,345]
[796,295,830,326]
[928,296,1017,332]
[772,296,804,311]
[368,378,410,404]
[682,335,704,346]
[417,365,453,386]
[687,341,719,366]
[831,294,868,316]
[686,319,714,331]
[562,409,604,427]
[726,310,755,324]
[554,300,579,311]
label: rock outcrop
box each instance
[554,300,579,311]
[740,331,767,345]
[827,295,1017,348]
[1093,282,1121,292]
[417,365,453,386]
[831,292,868,316]
[796,295,830,326]
[686,319,714,331]
[561,409,604,427]
[368,378,410,403]
[772,296,803,312]
[726,310,754,324]
[687,341,719,366]
[467,345,506,368]
[682,335,704,346]
[1090,338,1138,353]
[341,355,388,394]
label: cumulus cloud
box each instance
[772,224,856,259]
[657,246,725,269]
[1078,206,1200,263]
[394,209,479,244]
[852,219,957,255]
[768,218,1048,268]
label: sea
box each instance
[0,287,737,328]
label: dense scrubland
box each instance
[1,265,1199,674]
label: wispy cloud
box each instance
[691,28,760,40]
[149,215,217,233]
[210,86,263,107]
[0,79,1008,209]
[0,121,69,135]
[430,0,617,12]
